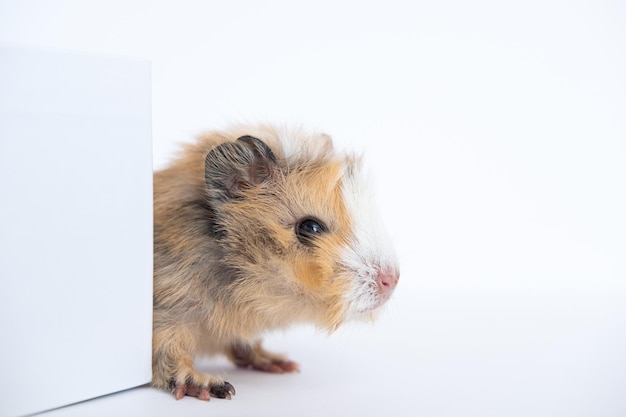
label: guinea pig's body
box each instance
[153,124,399,400]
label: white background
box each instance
[0,47,153,417]
[1,1,625,416]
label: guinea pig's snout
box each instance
[376,268,399,298]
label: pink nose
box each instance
[377,268,399,297]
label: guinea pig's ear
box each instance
[205,135,278,202]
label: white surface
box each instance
[1,1,625,416]
[0,47,153,417]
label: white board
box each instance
[0,46,153,417]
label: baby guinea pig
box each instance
[152,124,399,401]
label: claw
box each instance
[212,381,235,400]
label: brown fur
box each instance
[152,125,360,398]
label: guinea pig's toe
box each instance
[276,359,300,373]
[174,382,209,401]
[252,359,300,373]
[174,384,185,400]
[197,387,211,401]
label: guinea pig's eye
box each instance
[295,217,327,245]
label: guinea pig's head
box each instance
[204,129,399,331]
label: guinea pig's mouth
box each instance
[353,288,393,314]
[367,293,393,311]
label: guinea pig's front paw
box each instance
[169,375,235,401]
[227,340,300,373]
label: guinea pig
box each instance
[152,124,399,400]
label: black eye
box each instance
[295,217,327,245]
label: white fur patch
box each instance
[338,158,399,316]
[274,125,334,164]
